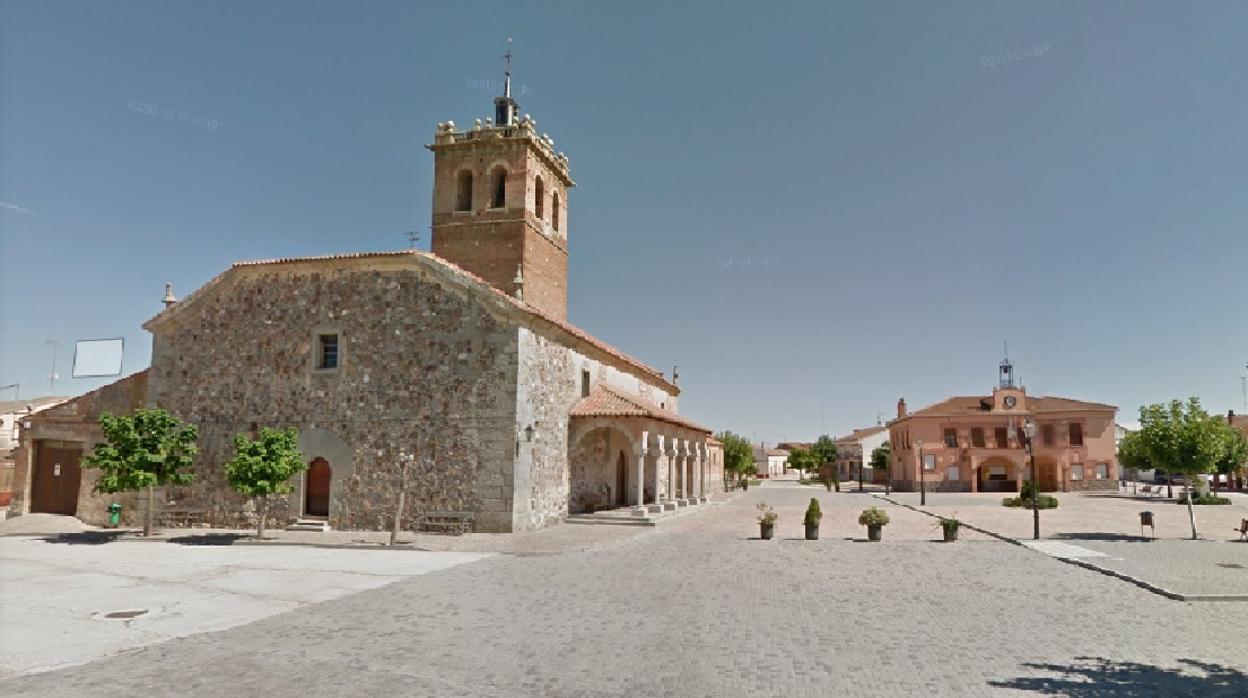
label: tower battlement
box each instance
[430,117,573,186]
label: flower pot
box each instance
[943,527,958,542]
[743,482,750,491]
[867,524,882,541]
[804,523,820,540]
[760,523,774,540]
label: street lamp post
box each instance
[1023,418,1039,540]
[916,439,926,506]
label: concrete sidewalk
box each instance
[0,536,491,679]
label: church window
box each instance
[490,166,507,208]
[317,334,339,370]
[580,369,590,398]
[456,170,473,211]
[552,192,560,231]
[534,176,545,220]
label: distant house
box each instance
[0,397,71,508]
[752,445,790,479]
[834,426,889,483]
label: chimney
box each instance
[672,365,679,386]
[162,282,177,308]
[897,398,907,419]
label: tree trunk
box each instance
[1185,490,1198,540]
[144,485,155,537]
[257,497,268,540]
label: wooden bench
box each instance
[157,507,206,527]
[1235,519,1248,542]
[414,511,473,536]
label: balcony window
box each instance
[1069,423,1084,447]
[971,428,985,447]
[943,428,957,448]
[994,427,1008,449]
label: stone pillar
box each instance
[697,444,707,501]
[683,448,692,503]
[663,445,678,511]
[970,456,979,493]
[653,435,666,511]
[634,446,646,510]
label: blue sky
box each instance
[1,1,1245,442]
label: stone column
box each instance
[698,446,708,501]
[683,448,692,503]
[653,435,665,511]
[663,444,678,511]
[634,446,647,510]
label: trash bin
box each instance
[108,503,122,528]
[1139,510,1154,539]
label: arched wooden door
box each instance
[305,458,331,517]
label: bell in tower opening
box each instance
[999,357,1015,388]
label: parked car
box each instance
[1153,471,1188,485]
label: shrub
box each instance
[1177,493,1231,505]
[1002,496,1059,509]
[756,503,778,526]
[858,507,890,527]
[803,498,822,526]
[937,516,960,535]
[1020,479,1038,501]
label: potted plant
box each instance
[756,502,777,539]
[937,515,960,542]
[858,506,890,541]
[803,498,822,540]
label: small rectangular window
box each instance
[1096,463,1108,480]
[1070,463,1084,481]
[581,370,590,398]
[971,428,985,448]
[1042,424,1055,447]
[317,334,339,370]
[944,428,957,448]
[947,465,960,481]
[994,427,1008,449]
[923,454,936,471]
[1069,423,1084,447]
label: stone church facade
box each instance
[8,80,717,533]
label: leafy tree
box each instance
[1117,430,1152,492]
[787,447,817,479]
[717,431,755,487]
[224,427,306,539]
[1136,398,1231,539]
[869,442,892,494]
[1212,425,1248,494]
[812,435,839,491]
[83,409,199,537]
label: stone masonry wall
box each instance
[147,260,521,532]
[514,326,675,531]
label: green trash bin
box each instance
[108,503,122,528]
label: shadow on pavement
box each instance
[990,657,1247,696]
[41,531,130,545]
[1051,532,1153,542]
[165,533,249,546]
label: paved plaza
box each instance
[2,481,1247,697]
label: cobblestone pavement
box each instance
[4,481,1247,697]
[1065,539,1248,597]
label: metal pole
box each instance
[919,444,926,506]
[1030,443,1040,540]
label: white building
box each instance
[752,445,790,479]
[834,426,890,483]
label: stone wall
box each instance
[147,259,521,532]
[515,326,676,530]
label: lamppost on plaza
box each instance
[1023,417,1040,540]
[916,439,926,506]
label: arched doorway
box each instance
[305,457,331,517]
[979,457,1017,493]
[568,426,635,513]
[615,451,628,506]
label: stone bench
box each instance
[414,511,473,536]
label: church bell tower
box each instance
[427,47,575,319]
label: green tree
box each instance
[1136,398,1230,539]
[812,435,839,491]
[1212,425,1248,494]
[1117,430,1153,491]
[717,431,755,487]
[83,409,199,537]
[869,442,892,494]
[224,427,306,539]
[787,447,817,479]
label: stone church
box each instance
[9,77,719,532]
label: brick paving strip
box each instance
[873,492,1248,602]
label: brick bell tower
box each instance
[427,49,575,319]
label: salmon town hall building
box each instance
[8,78,719,532]
[887,358,1118,493]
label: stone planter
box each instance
[760,523,774,540]
[867,524,882,542]
[742,481,749,491]
[804,523,820,540]
[942,526,959,543]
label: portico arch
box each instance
[568,425,637,513]
[978,456,1018,493]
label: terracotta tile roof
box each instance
[898,394,1116,420]
[752,446,789,458]
[144,250,677,393]
[570,385,710,433]
[836,426,887,442]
